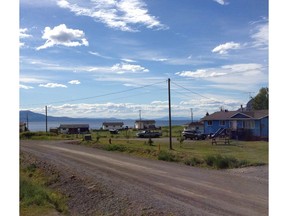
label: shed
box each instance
[184,121,204,133]
[102,122,124,130]
[59,124,89,134]
[134,120,156,130]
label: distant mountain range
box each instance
[20,110,193,122]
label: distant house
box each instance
[201,109,268,140]
[59,124,89,134]
[19,122,28,132]
[184,121,204,133]
[135,120,156,130]
[102,122,124,130]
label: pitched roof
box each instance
[135,120,156,124]
[59,124,89,128]
[102,122,124,126]
[201,110,268,121]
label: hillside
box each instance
[20,110,192,123]
[20,110,93,122]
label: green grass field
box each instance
[20,126,268,169]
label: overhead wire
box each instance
[171,81,223,103]
[20,80,167,108]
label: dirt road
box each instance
[20,140,268,216]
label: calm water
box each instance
[26,119,190,132]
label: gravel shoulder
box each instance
[20,140,268,216]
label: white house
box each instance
[102,122,124,130]
[134,120,156,130]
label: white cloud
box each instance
[68,80,81,84]
[39,83,68,88]
[212,42,240,54]
[121,58,137,63]
[20,28,32,48]
[20,76,48,84]
[89,51,113,59]
[111,63,149,73]
[213,0,229,5]
[36,24,89,50]
[175,63,266,90]
[20,84,34,89]
[251,23,268,49]
[20,28,32,39]
[88,62,149,74]
[57,0,168,32]
[176,69,226,78]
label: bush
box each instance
[104,144,127,152]
[158,151,179,162]
[20,131,58,139]
[184,157,203,166]
[204,155,249,169]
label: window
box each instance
[244,120,255,129]
[219,120,225,126]
[207,121,213,126]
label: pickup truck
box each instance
[136,130,162,138]
[181,129,207,140]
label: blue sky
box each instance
[19,0,268,119]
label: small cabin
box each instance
[134,120,156,130]
[59,124,89,134]
[102,122,124,130]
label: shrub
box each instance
[204,155,249,169]
[158,151,179,162]
[184,157,203,166]
[104,144,127,152]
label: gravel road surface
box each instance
[20,140,268,216]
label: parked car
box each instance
[181,129,207,140]
[109,129,119,134]
[136,130,162,138]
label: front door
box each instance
[230,120,237,131]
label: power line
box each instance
[20,80,167,107]
[171,81,222,103]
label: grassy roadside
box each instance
[20,126,268,169]
[20,153,68,216]
[80,138,268,169]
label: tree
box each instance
[252,87,269,110]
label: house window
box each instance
[219,120,225,126]
[207,121,213,126]
[244,120,255,129]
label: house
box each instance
[102,122,124,130]
[59,124,89,134]
[183,121,204,133]
[201,109,268,141]
[134,120,156,130]
[20,122,28,132]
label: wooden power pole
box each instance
[45,106,48,133]
[168,78,172,150]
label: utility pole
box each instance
[190,108,193,123]
[45,106,48,133]
[26,111,29,131]
[139,109,142,130]
[168,78,172,150]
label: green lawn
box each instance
[20,126,268,169]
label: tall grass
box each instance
[20,160,68,215]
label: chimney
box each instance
[241,105,243,112]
